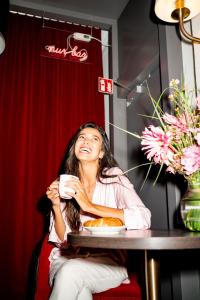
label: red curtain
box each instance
[0,13,104,299]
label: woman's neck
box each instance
[78,162,98,202]
[79,161,98,187]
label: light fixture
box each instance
[73,33,92,42]
[155,0,200,43]
[72,32,110,46]
[0,32,5,55]
[0,0,9,55]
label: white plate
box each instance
[83,226,126,235]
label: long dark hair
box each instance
[63,122,119,231]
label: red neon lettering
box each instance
[45,45,88,62]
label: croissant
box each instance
[83,217,124,227]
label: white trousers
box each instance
[49,256,128,300]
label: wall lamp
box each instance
[0,0,9,55]
[0,32,5,55]
[155,0,200,43]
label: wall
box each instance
[181,14,200,91]
[118,0,170,230]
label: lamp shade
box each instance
[0,0,9,55]
[155,0,200,23]
[0,32,5,55]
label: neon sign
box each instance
[44,45,88,62]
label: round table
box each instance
[68,229,200,300]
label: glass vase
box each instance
[180,180,200,231]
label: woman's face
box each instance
[75,127,104,162]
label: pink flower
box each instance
[166,166,176,174]
[141,125,174,165]
[181,145,200,175]
[163,113,188,132]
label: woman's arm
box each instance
[85,169,151,229]
[46,180,66,241]
[83,176,151,229]
[51,204,66,241]
[86,203,125,222]
[115,174,151,229]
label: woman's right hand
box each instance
[46,179,60,206]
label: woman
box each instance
[46,122,151,300]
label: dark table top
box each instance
[67,229,200,250]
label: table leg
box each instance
[144,250,160,300]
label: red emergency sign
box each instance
[98,77,113,94]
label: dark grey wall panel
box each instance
[118,0,169,230]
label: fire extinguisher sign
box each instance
[98,77,113,94]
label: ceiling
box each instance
[10,0,130,26]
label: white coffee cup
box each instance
[59,174,78,199]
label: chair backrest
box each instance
[34,235,53,300]
[34,235,142,300]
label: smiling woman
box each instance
[45,121,151,300]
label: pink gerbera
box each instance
[141,125,174,165]
[163,113,188,132]
[181,145,200,175]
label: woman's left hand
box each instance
[67,179,93,212]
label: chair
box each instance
[34,235,142,300]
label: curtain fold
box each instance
[0,13,104,299]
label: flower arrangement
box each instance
[141,79,200,186]
[112,80,200,231]
[113,79,200,187]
